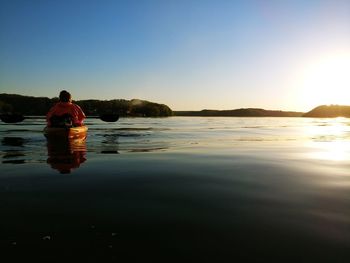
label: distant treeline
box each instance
[0,94,173,117]
[2,93,348,118]
[175,109,304,117]
[175,105,350,117]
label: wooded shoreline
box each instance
[1,93,350,118]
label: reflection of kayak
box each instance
[46,134,87,174]
[43,126,88,140]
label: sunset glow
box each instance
[298,53,350,109]
[0,1,350,111]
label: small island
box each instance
[303,105,350,118]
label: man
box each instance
[46,90,86,127]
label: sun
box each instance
[298,52,350,110]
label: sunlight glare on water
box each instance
[303,117,350,162]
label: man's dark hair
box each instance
[59,90,71,102]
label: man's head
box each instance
[59,90,72,102]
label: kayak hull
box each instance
[44,126,88,140]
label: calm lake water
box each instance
[1,117,350,262]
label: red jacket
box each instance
[47,102,86,126]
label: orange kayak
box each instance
[43,126,88,140]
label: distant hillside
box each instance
[175,108,304,117]
[303,105,350,118]
[0,93,172,117]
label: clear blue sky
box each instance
[1,0,349,111]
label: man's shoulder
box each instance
[72,103,82,109]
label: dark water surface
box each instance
[1,117,349,262]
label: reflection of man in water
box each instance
[46,138,87,174]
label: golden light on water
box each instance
[305,118,350,161]
[298,53,350,109]
[314,141,349,161]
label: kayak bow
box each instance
[43,126,88,140]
